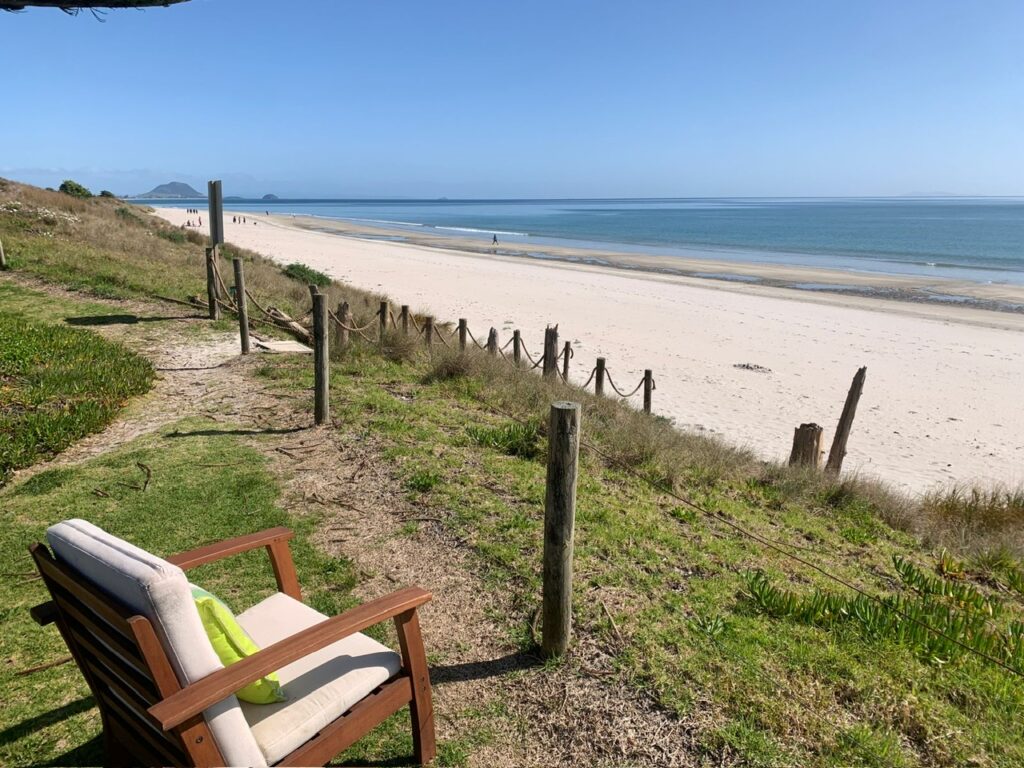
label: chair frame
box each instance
[30,526,436,766]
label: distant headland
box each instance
[134,181,204,199]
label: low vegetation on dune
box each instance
[3,177,1024,766]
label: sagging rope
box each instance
[465,326,488,350]
[328,310,376,342]
[605,370,645,398]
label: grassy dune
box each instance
[2,177,1024,766]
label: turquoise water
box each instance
[145,197,1024,285]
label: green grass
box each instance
[255,342,1024,767]
[0,421,483,767]
[283,262,332,287]
[0,285,153,483]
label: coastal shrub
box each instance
[157,228,187,244]
[99,190,116,198]
[467,418,542,460]
[283,262,332,287]
[380,329,419,363]
[0,313,154,483]
[58,179,92,199]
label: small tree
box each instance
[99,190,116,198]
[59,179,92,198]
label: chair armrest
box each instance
[166,527,294,569]
[148,585,431,731]
[30,601,58,626]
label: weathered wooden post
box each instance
[424,316,434,347]
[0,236,7,270]
[204,247,221,321]
[232,258,251,354]
[542,401,581,659]
[379,300,388,341]
[312,293,329,425]
[542,326,558,379]
[826,367,867,474]
[334,301,350,351]
[487,328,498,355]
[643,369,654,413]
[513,330,522,366]
[595,357,606,396]
[206,179,224,247]
[308,284,319,302]
[561,342,572,381]
[458,319,468,351]
[400,305,410,335]
[789,423,824,468]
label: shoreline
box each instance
[152,206,1024,493]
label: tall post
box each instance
[826,367,867,474]
[207,180,224,246]
[487,327,498,355]
[542,401,581,659]
[400,305,410,335]
[0,236,7,270]
[513,330,522,366]
[595,357,606,396]
[205,247,221,321]
[458,319,468,351]
[643,369,654,413]
[232,258,250,354]
[561,342,572,381]
[379,300,389,341]
[424,316,434,347]
[542,326,558,379]
[335,301,350,350]
[308,284,319,303]
[313,294,329,425]
[789,423,824,468]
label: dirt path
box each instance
[9,277,702,767]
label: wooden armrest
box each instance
[148,585,431,731]
[31,601,58,626]
[166,527,294,569]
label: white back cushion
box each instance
[47,519,266,767]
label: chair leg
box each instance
[394,609,436,765]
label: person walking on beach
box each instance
[492,234,499,245]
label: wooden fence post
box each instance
[513,330,522,366]
[335,301,350,350]
[400,305,410,335]
[232,258,250,354]
[205,247,221,320]
[487,328,498,355]
[542,327,558,379]
[458,319,468,351]
[424,316,434,347]
[789,423,823,468]
[0,236,7,270]
[379,300,388,341]
[825,367,867,474]
[643,369,654,413]
[312,293,329,425]
[561,342,572,381]
[542,401,581,659]
[308,284,319,302]
[595,357,606,396]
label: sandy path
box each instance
[156,209,1024,494]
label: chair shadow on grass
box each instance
[429,649,542,685]
[65,314,203,326]
[0,696,104,767]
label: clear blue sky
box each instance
[2,0,1022,198]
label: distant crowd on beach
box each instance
[232,215,257,226]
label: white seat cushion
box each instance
[235,592,403,765]
[46,519,267,767]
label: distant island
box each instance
[135,181,204,199]
[262,194,279,201]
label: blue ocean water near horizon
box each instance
[145,197,1024,285]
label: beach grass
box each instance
[0,283,154,484]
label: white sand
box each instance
[157,208,1024,494]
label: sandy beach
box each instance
[156,207,1024,494]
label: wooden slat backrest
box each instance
[30,543,225,767]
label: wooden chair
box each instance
[30,519,435,766]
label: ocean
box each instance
[144,197,1024,285]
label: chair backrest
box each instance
[39,519,265,767]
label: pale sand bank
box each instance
[155,207,1024,494]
